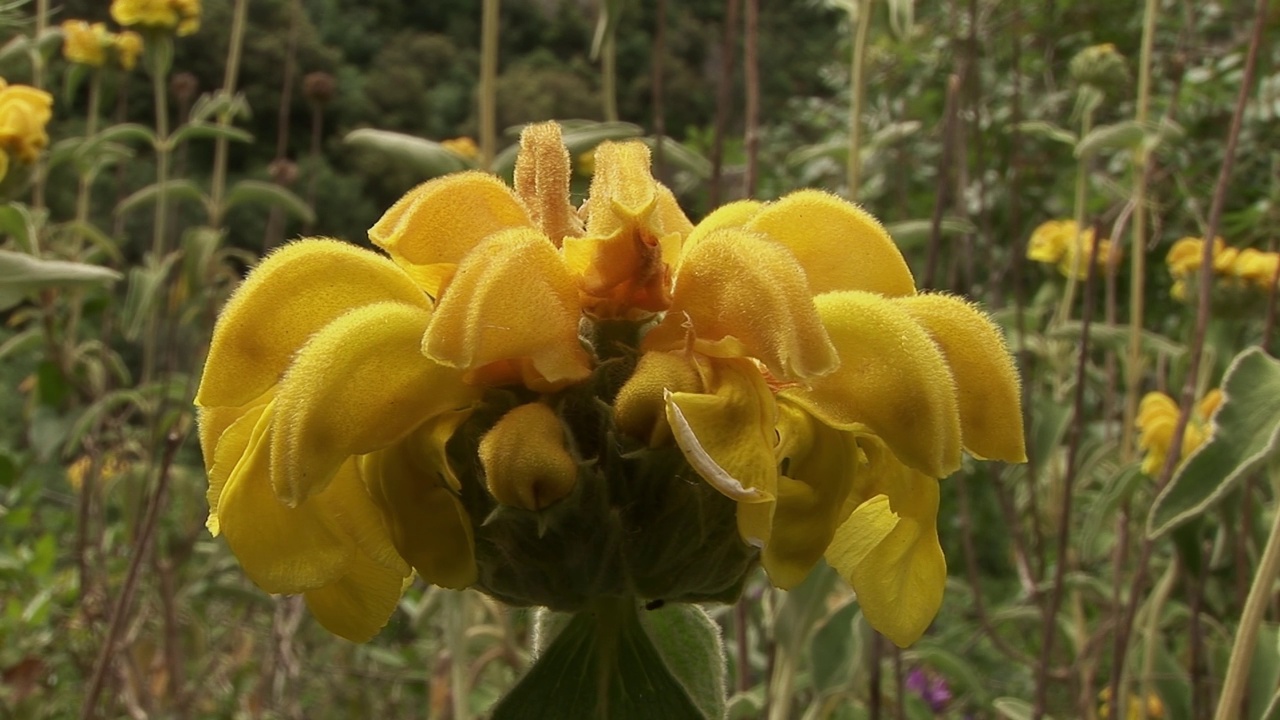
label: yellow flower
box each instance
[114,31,144,71]
[197,121,1025,649]
[0,79,53,179]
[1027,219,1114,278]
[66,453,130,492]
[111,0,200,36]
[1098,686,1165,720]
[1135,389,1220,476]
[625,190,1025,645]
[1233,248,1279,290]
[440,136,478,160]
[62,20,112,67]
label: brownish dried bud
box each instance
[170,72,199,104]
[268,158,299,186]
[303,71,336,106]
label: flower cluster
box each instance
[196,122,1025,647]
[110,0,201,37]
[1166,236,1279,301]
[1098,687,1165,720]
[1135,388,1221,477]
[62,20,143,71]
[0,79,53,185]
[1027,219,1117,279]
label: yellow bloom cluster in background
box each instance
[110,0,201,37]
[1098,687,1164,720]
[440,136,479,160]
[0,79,53,184]
[1135,388,1221,477]
[196,122,1026,647]
[66,453,131,493]
[62,20,143,71]
[1166,236,1279,300]
[1027,219,1117,279]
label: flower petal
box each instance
[369,172,533,297]
[513,122,583,245]
[645,228,838,381]
[679,200,763,265]
[762,401,859,589]
[614,351,704,446]
[745,190,915,296]
[272,301,477,505]
[423,228,591,387]
[894,294,1026,463]
[479,403,579,511]
[304,549,409,643]
[361,420,478,589]
[202,391,274,535]
[196,239,430,409]
[217,400,354,594]
[784,291,962,478]
[825,467,945,648]
[316,460,410,576]
[665,357,778,547]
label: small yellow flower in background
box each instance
[61,20,112,67]
[1166,236,1278,301]
[111,0,200,36]
[114,31,144,71]
[1098,687,1165,720]
[1136,388,1221,477]
[197,121,1026,648]
[66,453,131,493]
[1027,219,1115,278]
[0,78,53,183]
[440,136,478,160]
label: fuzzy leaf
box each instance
[0,250,121,310]
[224,180,315,223]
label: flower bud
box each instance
[479,403,577,511]
[614,351,704,446]
[303,71,337,106]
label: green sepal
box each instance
[491,599,720,720]
[1148,348,1280,539]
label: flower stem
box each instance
[479,0,499,170]
[209,0,250,228]
[1055,106,1095,327]
[142,39,172,386]
[847,0,872,200]
[1215,486,1280,720]
[447,591,472,720]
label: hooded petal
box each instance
[761,401,860,589]
[614,350,704,446]
[361,419,478,589]
[894,294,1026,463]
[202,390,274,535]
[678,200,763,265]
[196,239,430,409]
[423,228,591,386]
[316,460,411,575]
[304,549,409,643]
[783,291,962,478]
[479,402,579,511]
[368,172,533,296]
[645,228,838,381]
[272,301,478,505]
[563,141,691,317]
[744,190,915,296]
[217,399,354,594]
[665,357,778,547]
[513,122,583,245]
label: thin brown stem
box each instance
[742,0,759,198]
[651,0,667,181]
[922,75,961,289]
[709,0,741,209]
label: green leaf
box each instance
[167,122,254,148]
[121,253,180,342]
[0,202,40,253]
[95,122,160,148]
[1249,624,1280,720]
[642,136,712,179]
[1149,636,1193,720]
[641,603,726,720]
[344,129,472,178]
[1014,120,1077,146]
[1048,322,1185,360]
[906,643,993,707]
[1148,348,1280,539]
[491,599,709,720]
[993,697,1046,720]
[115,180,209,218]
[774,562,838,659]
[885,218,978,251]
[809,596,862,694]
[0,250,121,310]
[1074,120,1146,159]
[224,180,315,223]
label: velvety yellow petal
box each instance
[745,190,915,297]
[582,141,659,237]
[202,391,274,535]
[304,549,408,643]
[614,351,704,446]
[894,294,1026,463]
[196,239,430,409]
[679,200,763,265]
[217,399,354,594]
[423,228,591,386]
[665,358,777,547]
[368,172,533,296]
[361,422,478,589]
[825,472,945,647]
[316,460,410,575]
[1197,389,1223,421]
[762,402,860,589]
[272,301,478,506]
[513,122,583,245]
[784,291,962,478]
[479,403,578,511]
[645,228,838,381]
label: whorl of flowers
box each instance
[1026,219,1117,279]
[1166,236,1279,301]
[0,79,53,183]
[110,0,201,37]
[1135,389,1221,477]
[62,20,144,71]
